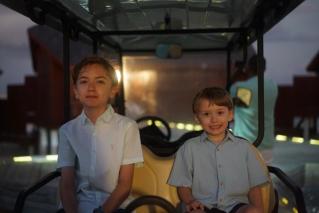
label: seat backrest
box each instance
[253,148,276,213]
[140,125,167,140]
[260,181,276,213]
[140,134,179,157]
[132,145,179,206]
[132,145,276,213]
[140,130,203,157]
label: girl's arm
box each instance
[60,167,78,213]
[102,164,134,212]
[178,187,204,212]
[248,185,264,212]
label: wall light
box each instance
[310,139,319,145]
[13,156,32,162]
[276,134,287,142]
[291,137,304,144]
[176,123,185,130]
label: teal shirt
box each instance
[168,131,269,212]
[230,76,278,150]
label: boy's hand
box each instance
[186,200,205,212]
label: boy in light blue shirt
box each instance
[168,87,268,213]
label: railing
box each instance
[13,165,307,213]
[268,166,307,213]
[14,170,61,213]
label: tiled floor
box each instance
[0,143,58,213]
[272,143,319,213]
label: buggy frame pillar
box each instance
[253,20,265,147]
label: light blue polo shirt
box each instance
[230,76,278,150]
[168,131,268,212]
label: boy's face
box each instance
[195,98,233,143]
[74,64,117,111]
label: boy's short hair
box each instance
[72,56,118,85]
[192,87,233,113]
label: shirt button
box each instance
[220,182,223,186]
[218,164,222,168]
[217,148,219,151]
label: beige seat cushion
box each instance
[132,145,276,213]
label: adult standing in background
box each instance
[230,55,278,163]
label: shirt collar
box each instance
[200,129,236,144]
[80,105,114,125]
[227,130,237,142]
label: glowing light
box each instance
[169,122,176,128]
[46,155,58,161]
[194,125,202,131]
[176,123,185,130]
[310,139,319,145]
[292,207,298,213]
[147,120,152,126]
[13,156,32,162]
[115,69,121,83]
[291,137,304,143]
[281,197,289,205]
[276,134,287,142]
[185,124,194,131]
[13,155,58,163]
[155,121,162,127]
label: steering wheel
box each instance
[125,195,177,213]
[136,116,171,141]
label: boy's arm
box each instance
[248,185,264,212]
[178,187,204,212]
[60,167,78,213]
[102,164,134,213]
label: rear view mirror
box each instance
[155,43,182,59]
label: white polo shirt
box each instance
[57,106,143,198]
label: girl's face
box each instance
[73,64,117,111]
[195,98,233,143]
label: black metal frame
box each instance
[2,1,300,145]
[0,0,306,212]
[125,195,177,213]
[268,166,307,213]
[255,19,265,148]
[13,166,307,213]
